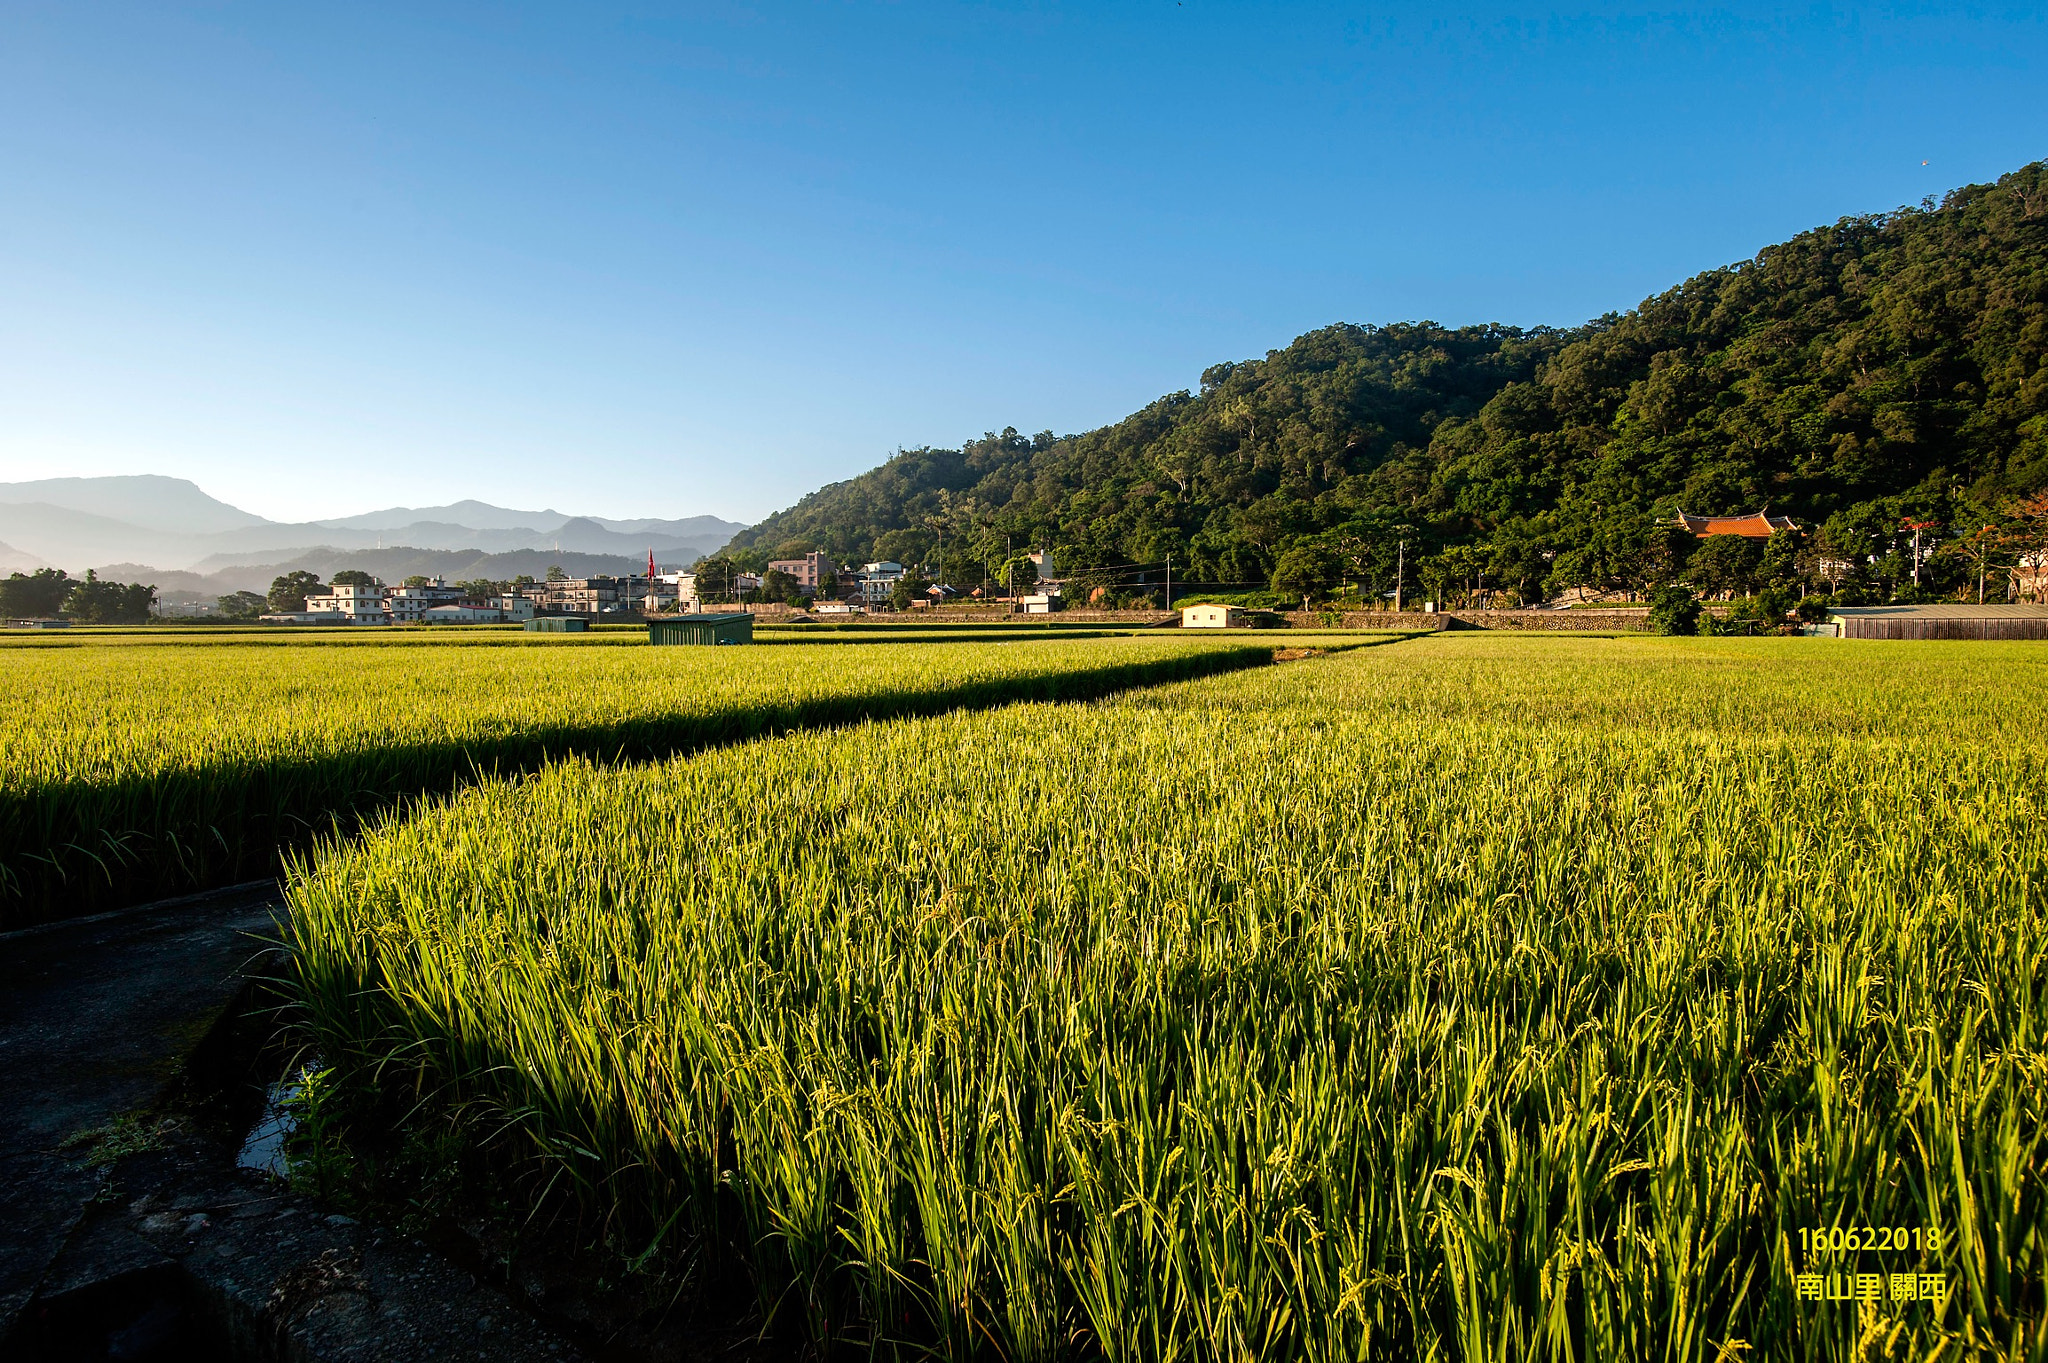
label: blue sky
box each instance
[0,3,2041,525]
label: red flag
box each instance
[648,548,657,580]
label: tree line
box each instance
[0,568,157,624]
[712,161,2048,609]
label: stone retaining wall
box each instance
[1277,609,1653,631]
[776,609,1180,626]
[1441,609,1653,632]
[738,605,1657,631]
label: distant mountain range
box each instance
[94,550,668,601]
[0,477,749,583]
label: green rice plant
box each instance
[0,635,1268,925]
[288,637,2048,1360]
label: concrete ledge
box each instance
[1268,609,1651,631]
[0,881,594,1361]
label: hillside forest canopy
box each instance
[714,162,2048,609]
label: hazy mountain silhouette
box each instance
[0,476,747,573]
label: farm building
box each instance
[1182,604,1244,628]
[648,612,754,646]
[1674,510,1797,538]
[1823,604,2048,640]
[525,616,588,633]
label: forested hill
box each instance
[720,161,2048,602]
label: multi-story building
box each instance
[542,577,623,615]
[489,594,537,622]
[541,576,663,616]
[766,552,832,592]
[387,578,468,622]
[856,561,904,607]
[642,572,698,612]
[300,582,391,624]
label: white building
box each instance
[857,560,904,606]
[301,583,391,624]
[387,579,467,622]
[644,572,698,613]
[1182,604,1243,628]
[423,603,505,624]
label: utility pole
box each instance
[1902,518,1938,587]
[1394,538,1406,612]
[1164,555,1171,610]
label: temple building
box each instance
[1674,510,1797,537]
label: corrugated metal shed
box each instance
[1827,604,2048,640]
[525,616,588,633]
[648,613,754,646]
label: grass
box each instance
[286,635,2048,1360]
[0,633,1271,925]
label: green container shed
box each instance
[525,616,588,633]
[649,612,754,646]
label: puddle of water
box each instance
[236,1075,302,1178]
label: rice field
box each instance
[286,635,2048,1360]
[0,633,1270,926]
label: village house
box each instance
[856,561,904,607]
[386,578,467,622]
[297,582,391,624]
[765,552,831,592]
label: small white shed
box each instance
[1181,604,1243,628]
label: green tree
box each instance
[0,568,74,618]
[1688,537,1763,598]
[64,571,155,624]
[990,556,1039,597]
[693,557,742,602]
[267,571,325,613]
[1647,584,1702,635]
[889,573,932,611]
[217,591,267,620]
[545,565,567,583]
[330,570,379,588]
[761,568,799,602]
[1760,531,1803,592]
[1271,542,1340,603]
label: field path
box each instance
[0,880,280,1327]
